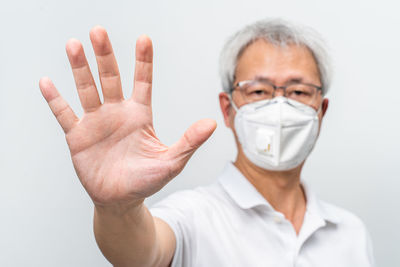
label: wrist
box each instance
[94,198,145,218]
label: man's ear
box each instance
[322,98,329,117]
[219,92,233,127]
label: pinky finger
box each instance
[39,77,79,133]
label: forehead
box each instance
[235,39,320,84]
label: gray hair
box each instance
[219,18,332,95]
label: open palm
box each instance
[40,27,216,207]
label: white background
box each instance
[0,0,399,266]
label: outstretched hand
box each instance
[40,26,216,207]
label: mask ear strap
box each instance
[316,103,323,115]
[228,94,239,112]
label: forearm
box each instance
[93,202,161,267]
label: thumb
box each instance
[168,118,217,170]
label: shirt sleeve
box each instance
[149,190,198,267]
[365,226,375,267]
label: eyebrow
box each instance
[253,75,305,84]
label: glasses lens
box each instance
[286,84,318,105]
[240,81,274,103]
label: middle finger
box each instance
[90,26,124,102]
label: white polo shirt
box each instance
[150,163,374,267]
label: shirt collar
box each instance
[218,162,341,225]
[218,162,274,210]
[302,182,341,224]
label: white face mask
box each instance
[232,96,320,171]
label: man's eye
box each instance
[293,90,304,95]
[247,88,271,95]
[290,89,312,96]
[253,89,266,95]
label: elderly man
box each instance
[39,19,374,266]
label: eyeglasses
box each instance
[231,79,323,106]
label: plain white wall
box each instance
[1,0,399,266]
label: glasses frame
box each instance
[230,79,323,107]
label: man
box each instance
[39,19,374,266]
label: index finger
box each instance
[131,35,153,106]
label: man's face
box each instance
[219,39,329,168]
[220,38,328,133]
